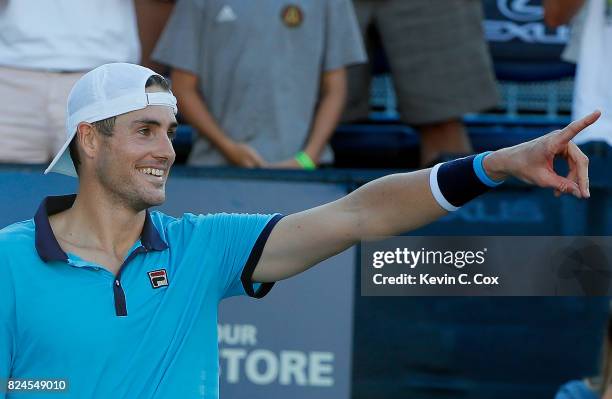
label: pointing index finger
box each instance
[557,110,601,143]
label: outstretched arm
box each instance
[252,111,600,282]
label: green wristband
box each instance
[294,151,317,170]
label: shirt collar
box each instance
[141,209,168,251]
[34,194,168,263]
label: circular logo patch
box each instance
[281,5,304,28]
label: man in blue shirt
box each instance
[0,63,598,398]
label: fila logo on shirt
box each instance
[148,269,169,289]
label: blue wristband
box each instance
[473,151,505,187]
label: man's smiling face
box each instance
[92,86,178,212]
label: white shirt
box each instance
[572,0,612,145]
[0,0,140,71]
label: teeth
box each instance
[138,168,164,177]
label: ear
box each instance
[76,122,98,160]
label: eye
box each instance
[138,127,151,136]
[167,130,177,140]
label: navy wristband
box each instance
[430,154,500,211]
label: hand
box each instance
[483,110,601,199]
[267,159,302,169]
[221,142,267,168]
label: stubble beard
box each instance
[95,161,164,213]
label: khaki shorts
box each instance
[345,0,500,125]
[0,66,84,163]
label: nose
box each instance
[153,131,176,165]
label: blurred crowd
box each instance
[0,0,607,171]
[0,0,500,170]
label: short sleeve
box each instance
[181,213,284,300]
[152,0,204,74]
[322,0,367,71]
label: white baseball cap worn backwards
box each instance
[45,63,178,178]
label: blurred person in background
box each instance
[152,0,366,169]
[135,0,177,73]
[344,0,499,167]
[0,0,141,164]
[545,0,612,147]
[544,0,588,64]
[555,306,612,399]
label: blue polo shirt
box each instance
[0,195,283,398]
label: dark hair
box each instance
[145,74,171,91]
[69,74,172,175]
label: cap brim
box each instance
[44,130,78,178]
